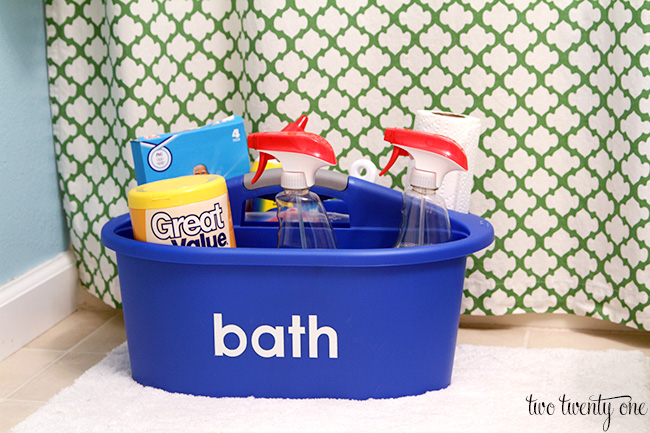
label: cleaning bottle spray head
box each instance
[247,131,337,189]
[252,115,309,172]
[379,128,468,189]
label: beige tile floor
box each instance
[1,307,649,433]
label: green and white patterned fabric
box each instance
[45,0,650,329]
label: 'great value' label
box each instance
[141,195,235,247]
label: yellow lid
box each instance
[128,175,228,210]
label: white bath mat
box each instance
[12,343,650,433]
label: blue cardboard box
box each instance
[131,115,250,185]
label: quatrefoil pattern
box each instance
[45,0,650,329]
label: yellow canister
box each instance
[128,175,236,248]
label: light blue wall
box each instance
[0,1,69,286]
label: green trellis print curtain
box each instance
[45,0,650,330]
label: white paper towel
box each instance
[414,110,482,213]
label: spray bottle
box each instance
[247,131,338,249]
[380,128,468,247]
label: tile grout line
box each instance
[1,397,48,404]
[65,313,122,353]
[4,313,119,401]
[4,351,70,401]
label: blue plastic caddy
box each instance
[101,169,494,400]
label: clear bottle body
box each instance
[275,189,338,249]
[395,186,451,247]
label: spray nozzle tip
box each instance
[282,115,309,132]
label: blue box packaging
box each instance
[130,115,250,185]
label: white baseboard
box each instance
[0,250,79,362]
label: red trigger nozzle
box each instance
[251,152,271,184]
[379,146,409,176]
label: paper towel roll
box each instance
[414,110,481,213]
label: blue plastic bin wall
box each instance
[101,170,494,399]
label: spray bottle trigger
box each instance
[379,146,410,176]
[251,152,272,184]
